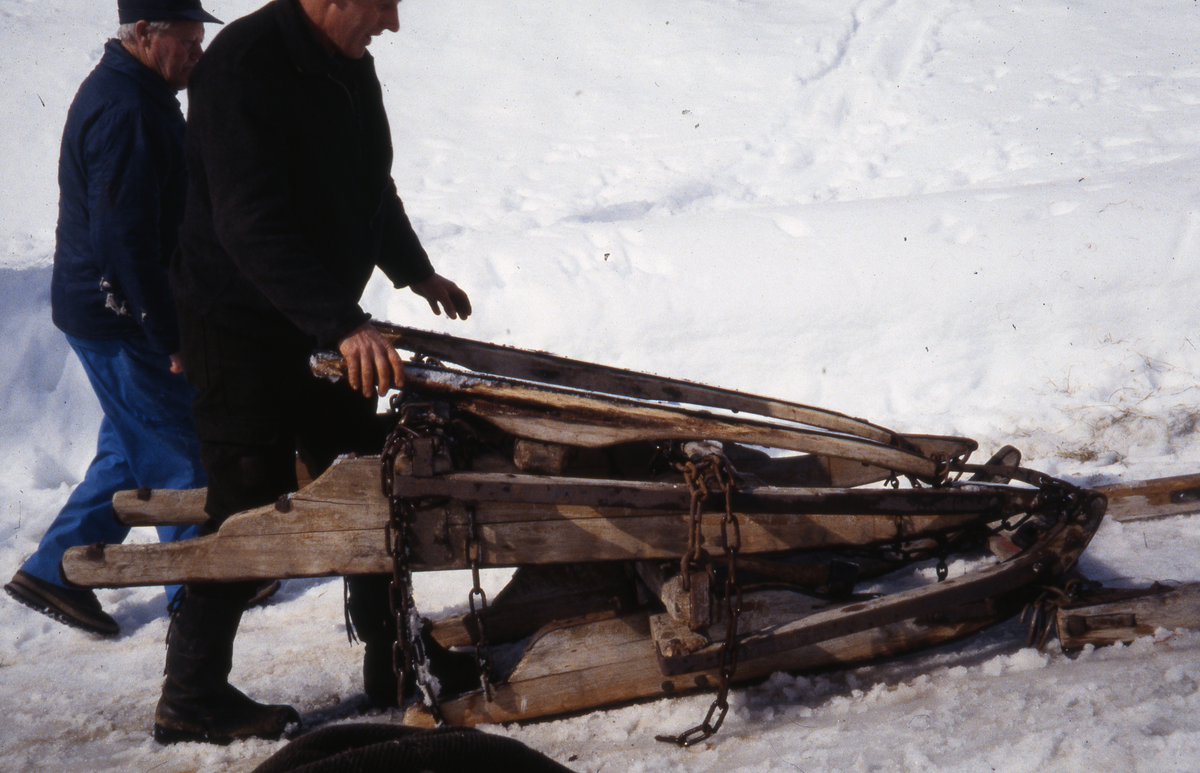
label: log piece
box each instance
[1055,582,1200,649]
[1096,473,1200,522]
[634,561,710,631]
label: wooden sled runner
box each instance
[61,323,1130,739]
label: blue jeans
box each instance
[21,334,204,601]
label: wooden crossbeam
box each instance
[65,459,1017,588]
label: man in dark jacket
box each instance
[157,0,472,745]
[4,0,223,637]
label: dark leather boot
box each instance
[346,575,401,708]
[347,576,478,709]
[154,584,299,745]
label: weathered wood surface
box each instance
[404,591,1012,728]
[110,435,978,528]
[65,456,393,586]
[313,321,912,448]
[1055,582,1200,649]
[738,434,975,488]
[1096,473,1200,522]
[67,461,1024,588]
[66,507,1002,589]
[660,491,1105,674]
[403,491,1105,728]
[635,562,710,632]
[402,363,944,479]
[430,564,637,649]
[114,487,207,527]
[113,456,315,527]
[64,530,393,586]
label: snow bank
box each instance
[4,1,1200,770]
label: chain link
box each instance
[466,505,496,701]
[678,460,708,592]
[658,453,742,747]
[381,416,445,722]
[380,392,493,717]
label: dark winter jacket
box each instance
[171,0,434,349]
[51,39,188,355]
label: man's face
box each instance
[325,0,401,59]
[144,21,206,91]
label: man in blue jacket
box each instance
[4,0,223,636]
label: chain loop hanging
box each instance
[465,504,497,701]
[657,452,742,747]
[379,397,447,722]
[380,391,494,718]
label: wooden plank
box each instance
[1095,473,1200,521]
[310,322,912,447]
[736,435,978,488]
[462,504,988,564]
[62,529,394,587]
[68,501,997,587]
[111,435,980,529]
[399,363,942,479]
[396,472,1028,515]
[66,496,999,587]
[1056,582,1200,648]
[114,487,207,527]
[74,467,1025,587]
[404,594,1010,728]
[112,455,375,528]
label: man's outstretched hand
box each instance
[338,274,470,397]
[411,273,472,320]
[338,322,406,398]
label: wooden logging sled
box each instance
[58,323,1200,737]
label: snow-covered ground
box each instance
[4,0,1200,770]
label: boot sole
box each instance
[154,720,295,746]
[154,700,301,746]
[154,723,238,746]
[4,577,119,637]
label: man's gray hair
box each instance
[116,21,174,42]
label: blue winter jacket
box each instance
[51,39,187,355]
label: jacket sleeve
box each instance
[377,182,434,289]
[85,105,181,354]
[188,58,374,347]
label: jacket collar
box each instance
[100,38,181,110]
[274,0,374,76]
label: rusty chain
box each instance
[380,392,494,718]
[380,402,445,722]
[465,504,496,701]
[658,452,743,747]
[677,460,708,593]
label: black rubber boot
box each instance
[347,576,478,709]
[346,575,402,708]
[154,584,299,745]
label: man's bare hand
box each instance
[411,273,472,320]
[169,352,185,375]
[338,322,405,398]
